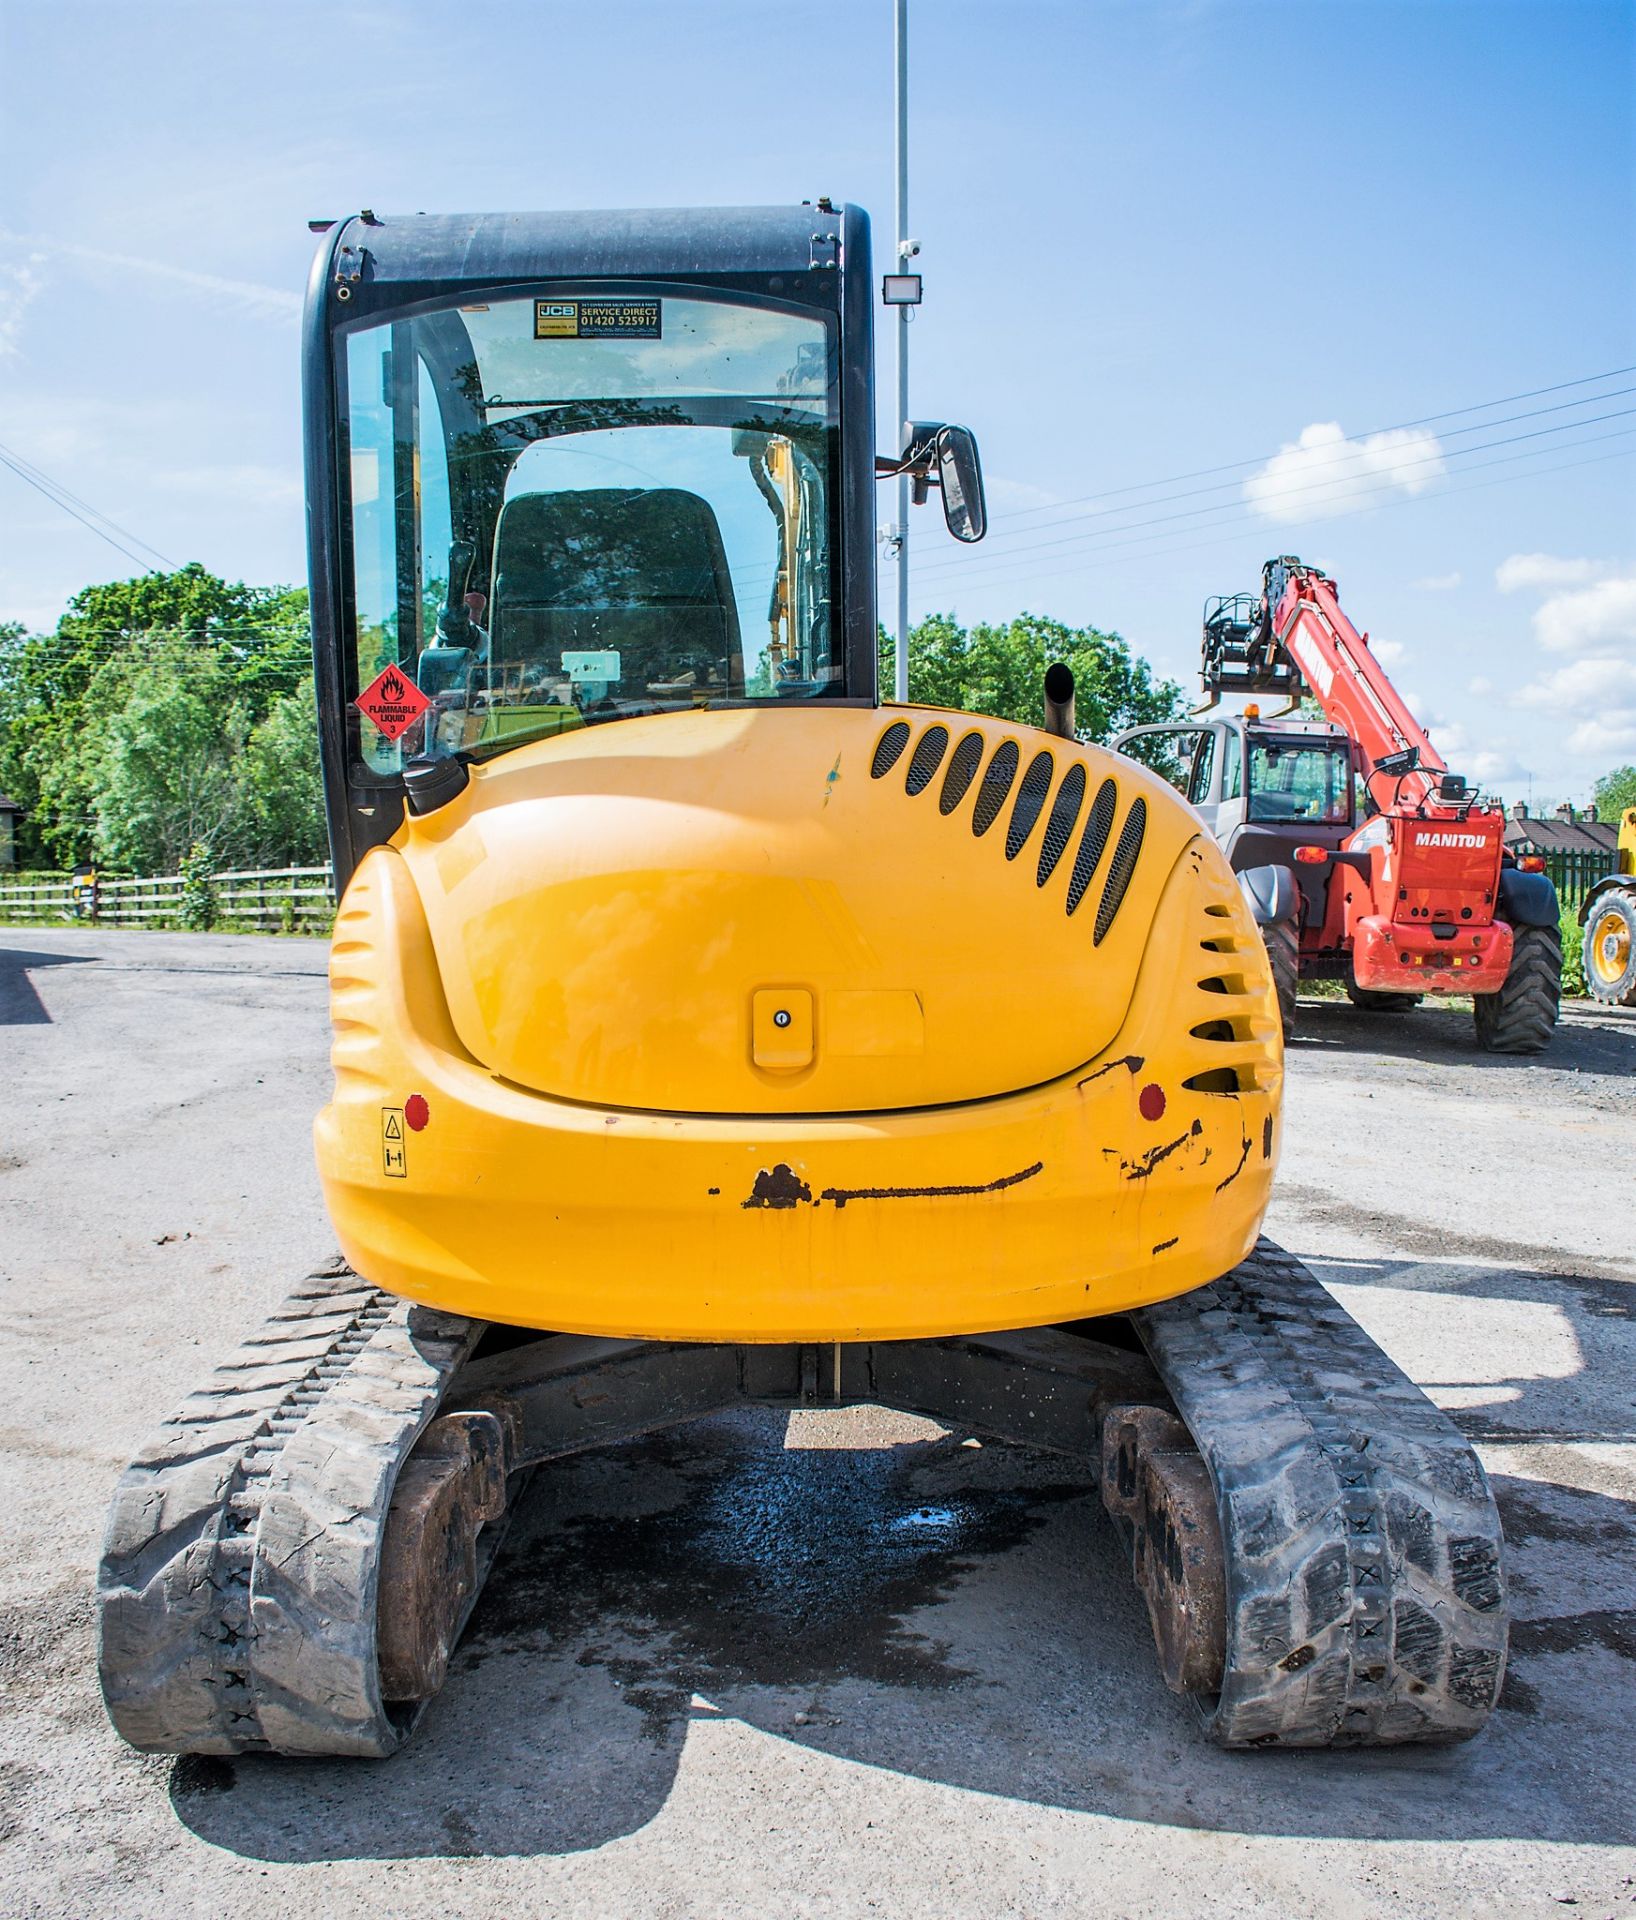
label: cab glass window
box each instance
[340,292,840,776]
[1124,727,1201,794]
[1186,731,1216,807]
[1246,739,1351,823]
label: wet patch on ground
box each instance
[461,1409,1087,1735]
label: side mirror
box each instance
[876,421,988,543]
[934,425,986,542]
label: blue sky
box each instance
[1,0,1631,804]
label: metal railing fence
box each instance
[0,864,336,929]
[1536,847,1615,910]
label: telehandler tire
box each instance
[1473,924,1560,1053]
[1262,918,1298,1040]
[1581,888,1636,1007]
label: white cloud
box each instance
[1516,655,1636,758]
[1412,570,1462,592]
[1468,675,1495,696]
[1371,638,1407,665]
[1428,716,1525,786]
[0,252,46,358]
[0,229,299,323]
[1243,421,1445,524]
[1533,574,1636,655]
[1494,555,1636,761]
[1495,553,1602,594]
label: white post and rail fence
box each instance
[0,864,336,932]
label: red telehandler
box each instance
[1117,556,1562,1052]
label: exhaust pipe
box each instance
[1044,661,1076,740]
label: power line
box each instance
[914,440,1636,607]
[962,382,1636,555]
[982,363,1636,530]
[0,438,176,568]
[920,428,1636,597]
[914,408,1636,587]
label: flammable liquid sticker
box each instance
[356,664,431,742]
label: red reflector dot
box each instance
[404,1093,429,1132]
[1138,1083,1166,1122]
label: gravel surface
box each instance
[2,928,1632,1919]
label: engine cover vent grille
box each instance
[971,740,1021,838]
[905,724,950,795]
[871,721,911,780]
[1066,777,1119,916]
[1037,762,1086,886]
[868,721,1154,945]
[1095,797,1147,945]
[1005,750,1055,861]
[938,730,986,814]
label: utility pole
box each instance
[893,0,910,703]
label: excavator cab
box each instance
[98,210,1508,1768]
[308,210,888,873]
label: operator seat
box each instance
[489,487,743,698]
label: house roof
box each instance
[1502,815,1618,854]
[0,792,20,814]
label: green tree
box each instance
[234,679,329,867]
[1593,765,1636,821]
[879,611,1186,740]
[85,647,249,873]
[0,565,314,868]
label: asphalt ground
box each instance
[1,927,1632,1919]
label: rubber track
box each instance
[1474,924,1561,1053]
[1131,1239,1508,1746]
[98,1264,484,1757]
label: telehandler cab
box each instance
[98,207,1507,1758]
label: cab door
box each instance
[1183,727,1223,837]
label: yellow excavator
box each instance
[98,204,1507,1757]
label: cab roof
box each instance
[314,204,850,308]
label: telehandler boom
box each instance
[99,210,1507,1758]
[1121,557,1561,1050]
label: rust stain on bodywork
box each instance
[742,1164,813,1209]
[818,1161,1044,1210]
[1215,1127,1253,1194]
[1120,1119,1203,1181]
[1076,1054,1145,1092]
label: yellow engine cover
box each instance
[316,705,1284,1341]
[395,708,1200,1112]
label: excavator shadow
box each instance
[0,944,99,1026]
[171,1247,1636,1865]
[1289,995,1633,1078]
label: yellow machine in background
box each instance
[100,205,1511,1764]
[1581,807,1636,1006]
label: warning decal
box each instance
[534,298,661,340]
[382,1107,407,1178]
[357,665,431,743]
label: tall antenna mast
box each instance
[893,0,910,703]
